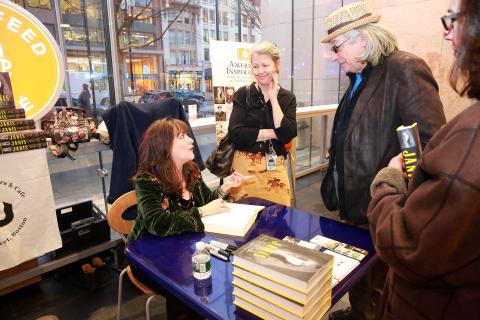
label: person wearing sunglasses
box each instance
[367,0,480,318]
[320,2,447,320]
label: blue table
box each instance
[125,198,378,319]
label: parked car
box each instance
[54,93,109,120]
[175,89,205,103]
[139,89,203,111]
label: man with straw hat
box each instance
[320,1,446,319]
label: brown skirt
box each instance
[229,150,291,206]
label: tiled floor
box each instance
[0,172,350,320]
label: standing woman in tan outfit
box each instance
[228,41,297,206]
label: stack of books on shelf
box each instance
[232,234,334,320]
[0,72,47,155]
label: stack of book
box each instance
[0,72,47,154]
[232,234,334,320]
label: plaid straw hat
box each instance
[322,1,380,43]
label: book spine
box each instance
[0,142,47,154]
[0,130,45,141]
[0,109,26,120]
[1,136,46,147]
[0,119,34,128]
[0,122,36,133]
[397,123,422,179]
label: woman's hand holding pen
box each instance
[221,170,255,191]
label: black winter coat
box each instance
[322,51,446,224]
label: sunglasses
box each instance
[441,11,462,31]
[330,36,350,54]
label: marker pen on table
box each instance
[206,244,230,261]
[210,240,238,253]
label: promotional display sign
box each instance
[210,40,254,143]
[0,149,61,271]
[0,0,64,120]
[0,0,63,270]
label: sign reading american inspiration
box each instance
[210,40,254,143]
[0,0,64,120]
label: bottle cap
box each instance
[195,241,206,250]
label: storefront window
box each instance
[133,7,153,24]
[60,0,101,19]
[27,0,51,9]
[59,0,112,113]
[177,31,184,45]
[169,31,176,44]
[115,0,261,110]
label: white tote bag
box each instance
[0,149,61,271]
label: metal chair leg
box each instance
[117,268,128,320]
[145,295,157,320]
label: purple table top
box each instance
[125,198,378,319]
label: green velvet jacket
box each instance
[127,173,221,242]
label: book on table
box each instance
[232,234,334,293]
[309,235,368,261]
[232,265,329,305]
[232,272,331,317]
[201,202,264,237]
[233,289,331,320]
[282,235,366,287]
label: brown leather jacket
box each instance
[368,102,480,319]
[322,51,446,224]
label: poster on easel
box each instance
[210,40,254,143]
[0,0,64,270]
[0,149,61,271]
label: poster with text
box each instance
[0,149,61,271]
[210,40,254,143]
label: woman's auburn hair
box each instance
[449,0,480,99]
[134,117,200,194]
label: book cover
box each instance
[309,235,368,261]
[0,129,46,142]
[322,249,360,287]
[201,203,264,237]
[0,73,15,108]
[397,122,422,179]
[282,236,321,251]
[233,287,331,320]
[0,142,47,154]
[232,234,333,292]
[0,108,25,120]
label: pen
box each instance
[210,240,238,252]
[207,245,230,261]
[209,249,228,261]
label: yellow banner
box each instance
[0,0,64,120]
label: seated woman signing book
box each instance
[127,117,250,242]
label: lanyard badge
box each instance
[265,140,277,171]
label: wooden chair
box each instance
[284,140,297,207]
[107,191,159,320]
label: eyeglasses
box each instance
[330,37,350,54]
[441,11,462,31]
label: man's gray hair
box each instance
[346,24,398,66]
